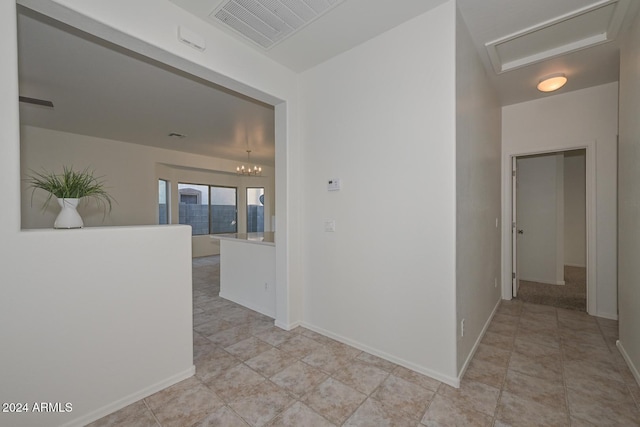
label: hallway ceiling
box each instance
[17,1,640,164]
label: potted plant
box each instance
[27,166,113,229]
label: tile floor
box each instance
[90,256,640,426]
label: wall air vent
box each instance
[210,0,344,50]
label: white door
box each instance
[512,157,520,297]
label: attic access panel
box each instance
[485,0,629,73]
[210,0,344,49]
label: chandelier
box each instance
[236,150,262,176]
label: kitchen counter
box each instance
[211,232,275,246]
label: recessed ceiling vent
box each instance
[210,0,344,49]
[485,0,630,74]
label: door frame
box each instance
[502,141,596,315]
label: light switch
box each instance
[324,220,336,232]
[328,178,341,191]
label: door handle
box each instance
[517,229,524,234]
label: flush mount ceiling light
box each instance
[537,73,568,92]
[237,150,262,176]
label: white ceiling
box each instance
[17,0,640,163]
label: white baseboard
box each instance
[299,322,460,388]
[219,292,275,319]
[457,298,501,383]
[616,340,640,386]
[596,311,618,321]
[275,320,302,331]
[564,263,586,268]
[61,366,195,427]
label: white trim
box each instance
[275,319,301,331]
[61,366,195,427]
[457,298,501,382]
[617,340,640,386]
[564,263,587,268]
[502,141,597,316]
[300,322,460,388]
[597,311,619,321]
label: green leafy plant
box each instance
[27,166,114,214]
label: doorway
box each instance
[511,148,592,312]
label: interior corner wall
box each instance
[455,5,502,373]
[299,1,459,384]
[20,126,275,257]
[618,7,640,385]
[502,82,619,319]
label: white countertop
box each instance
[211,232,275,246]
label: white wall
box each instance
[502,82,618,319]
[564,151,586,267]
[455,7,502,373]
[1,0,301,425]
[516,153,565,285]
[618,6,640,385]
[299,2,459,384]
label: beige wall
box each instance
[618,4,640,386]
[21,125,275,257]
[455,6,502,374]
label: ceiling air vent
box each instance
[210,0,344,49]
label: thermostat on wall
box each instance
[328,178,341,191]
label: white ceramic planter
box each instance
[54,198,83,229]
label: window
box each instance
[246,187,265,232]
[178,183,237,235]
[158,179,169,224]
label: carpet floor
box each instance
[515,265,586,312]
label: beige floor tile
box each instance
[437,380,500,417]
[356,352,399,372]
[206,324,253,348]
[227,381,295,427]
[472,343,512,368]
[302,378,367,425]
[487,320,518,337]
[151,383,224,427]
[496,300,523,317]
[496,391,569,427]
[206,363,266,402]
[392,366,442,392]
[508,351,562,382]
[268,401,336,427]
[332,359,389,395]
[513,337,561,358]
[567,387,640,427]
[194,317,234,336]
[225,337,274,361]
[371,374,434,421]
[463,357,507,389]
[195,347,241,383]
[480,331,515,351]
[344,397,415,427]
[421,393,493,427]
[145,376,203,411]
[503,370,566,410]
[522,302,557,315]
[563,358,625,383]
[86,401,158,427]
[515,328,560,350]
[277,334,324,359]
[270,361,328,397]
[302,346,358,374]
[254,327,296,347]
[245,347,297,377]
[193,406,250,427]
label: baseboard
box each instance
[596,311,618,321]
[219,291,275,319]
[299,322,460,388]
[519,276,563,286]
[275,320,302,331]
[61,366,195,427]
[457,298,501,383]
[616,340,640,386]
[564,263,586,268]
